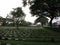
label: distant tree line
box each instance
[0,16,32,27]
[0,7,32,27]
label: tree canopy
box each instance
[10,7,25,28]
[34,16,48,26]
[23,0,60,27]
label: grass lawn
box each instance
[0,40,60,45]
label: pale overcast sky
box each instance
[0,0,37,23]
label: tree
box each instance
[10,7,25,29]
[0,16,3,26]
[19,20,32,26]
[34,16,48,26]
[1,18,7,26]
[23,0,60,27]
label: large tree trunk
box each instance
[49,17,54,27]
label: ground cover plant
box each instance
[0,27,60,45]
[0,27,60,41]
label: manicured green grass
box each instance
[0,40,60,45]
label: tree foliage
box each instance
[10,7,25,28]
[20,20,32,26]
[34,16,48,26]
[23,0,60,27]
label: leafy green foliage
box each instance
[20,20,32,26]
[23,0,60,27]
[11,7,25,17]
[23,0,27,7]
[10,7,25,28]
[30,0,60,26]
[0,27,60,42]
[34,16,48,26]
